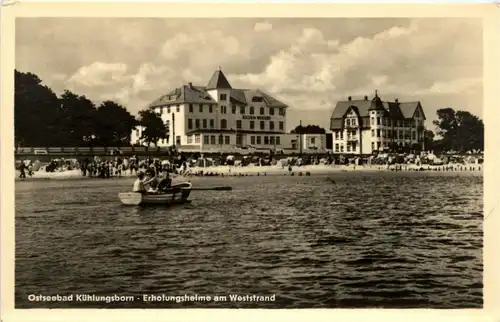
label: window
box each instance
[377,142,381,150]
[210,136,215,144]
[176,136,181,145]
[371,142,375,151]
[221,106,227,114]
[203,135,209,144]
[165,120,170,130]
[240,106,245,114]
[218,135,223,145]
[269,108,274,115]
[250,106,254,115]
[202,119,207,129]
[167,107,171,113]
[199,105,203,113]
[340,145,344,152]
[264,136,269,145]
[371,129,375,137]
[252,96,264,102]
[276,136,280,145]
[187,136,193,144]
[195,119,200,129]
[189,104,193,113]
[270,136,275,145]
[176,106,180,113]
[311,137,316,144]
[279,122,284,130]
[232,106,236,114]
[335,144,339,152]
[335,131,339,140]
[209,106,213,113]
[260,107,265,115]
[236,135,242,145]
[269,121,275,130]
[221,119,227,129]
[250,121,255,130]
[220,94,227,101]
[347,145,351,152]
[381,130,385,138]
[412,131,416,140]
[279,108,284,116]
[340,131,343,140]
[224,136,230,145]
[260,121,265,130]
[346,119,351,126]
[376,117,380,125]
[377,129,380,137]
[210,119,215,129]
[251,136,256,145]
[256,136,261,144]
[188,119,193,129]
[236,120,242,129]
[352,118,356,126]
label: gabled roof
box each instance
[329,94,424,130]
[148,69,288,109]
[206,69,232,90]
[399,102,421,119]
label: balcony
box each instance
[344,124,359,129]
[347,137,359,142]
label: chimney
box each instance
[364,95,368,101]
[395,98,399,103]
[348,96,352,101]
[188,82,193,88]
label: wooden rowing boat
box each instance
[118,182,192,206]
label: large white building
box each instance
[132,68,304,153]
[329,91,426,154]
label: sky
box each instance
[16,17,483,131]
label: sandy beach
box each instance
[14,163,483,180]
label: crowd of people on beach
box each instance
[16,150,483,179]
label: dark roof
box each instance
[399,102,421,118]
[329,95,424,130]
[149,72,288,109]
[206,69,232,90]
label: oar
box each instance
[191,186,232,191]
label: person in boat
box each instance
[133,172,147,193]
[157,172,173,192]
[141,169,159,193]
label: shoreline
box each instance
[14,164,483,181]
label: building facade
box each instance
[329,91,426,154]
[133,68,298,153]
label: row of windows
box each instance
[334,141,414,152]
[371,129,418,140]
[156,104,286,116]
[186,134,282,146]
[187,119,284,131]
[334,129,419,140]
[345,117,424,128]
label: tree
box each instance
[138,109,167,146]
[15,70,61,146]
[290,124,326,134]
[95,101,137,146]
[433,107,483,152]
[59,90,97,146]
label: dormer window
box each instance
[220,94,227,101]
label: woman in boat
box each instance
[143,169,160,193]
[133,172,147,193]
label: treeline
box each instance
[15,70,167,147]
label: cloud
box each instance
[17,18,482,125]
[254,21,273,32]
[67,62,128,87]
